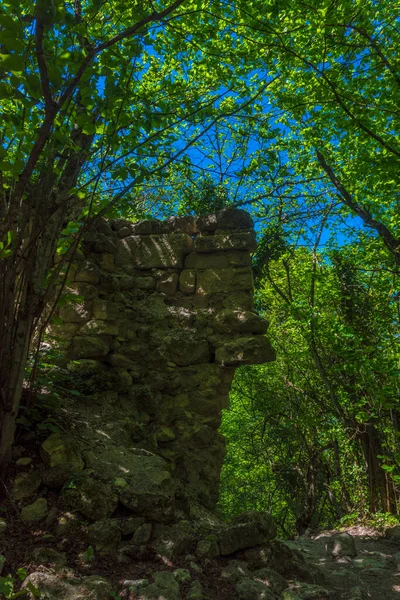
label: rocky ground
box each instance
[284,525,400,600]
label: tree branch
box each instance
[316,150,400,265]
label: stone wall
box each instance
[49,208,275,521]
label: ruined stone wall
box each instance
[50,209,275,520]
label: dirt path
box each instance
[283,526,400,599]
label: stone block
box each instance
[116,233,193,269]
[93,238,117,254]
[215,336,276,366]
[196,267,253,295]
[194,231,257,253]
[165,336,210,366]
[11,471,42,500]
[218,521,269,556]
[197,208,254,232]
[73,261,101,284]
[136,276,156,289]
[68,335,110,359]
[213,310,268,334]
[185,250,251,270]
[179,270,196,294]
[59,302,91,324]
[99,253,114,272]
[21,498,48,522]
[92,299,119,320]
[79,319,119,336]
[160,215,197,234]
[157,272,179,295]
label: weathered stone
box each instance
[41,433,84,473]
[136,276,156,289]
[196,267,253,295]
[196,534,220,558]
[11,470,42,500]
[218,521,270,556]
[120,516,146,535]
[74,261,101,284]
[213,310,268,334]
[107,353,135,369]
[87,518,121,552]
[197,208,254,232]
[194,231,257,253]
[30,547,67,569]
[236,578,276,600]
[152,571,180,598]
[160,215,197,235]
[62,476,118,520]
[187,580,204,600]
[165,335,210,366]
[130,219,163,235]
[85,448,174,522]
[215,337,276,366]
[116,233,193,269]
[325,532,357,558]
[92,299,119,320]
[173,569,191,583]
[157,271,179,295]
[21,498,48,522]
[93,238,117,254]
[179,269,196,294]
[221,561,251,582]
[153,521,194,558]
[80,319,119,336]
[59,303,91,324]
[133,522,153,545]
[232,511,276,540]
[185,250,251,270]
[252,568,287,595]
[68,335,110,359]
[23,573,114,600]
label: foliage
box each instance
[220,236,400,534]
[0,567,40,599]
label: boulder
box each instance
[197,208,254,232]
[62,476,118,520]
[218,511,276,556]
[252,567,287,596]
[325,532,357,558]
[213,310,268,334]
[185,250,251,270]
[68,335,110,359]
[196,534,220,558]
[21,498,48,522]
[385,525,400,541]
[282,583,332,599]
[133,522,153,545]
[11,470,42,500]
[85,448,174,522]
[153,521,194,558]
[221,561,251,582]
[41,433,83,473]
[187,580,204,600]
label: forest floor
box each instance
[285,525,400,599]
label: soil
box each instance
[285,525,400,599]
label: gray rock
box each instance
[325,532,357,558]
[385,525,400,541]
[152,571,180,599]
